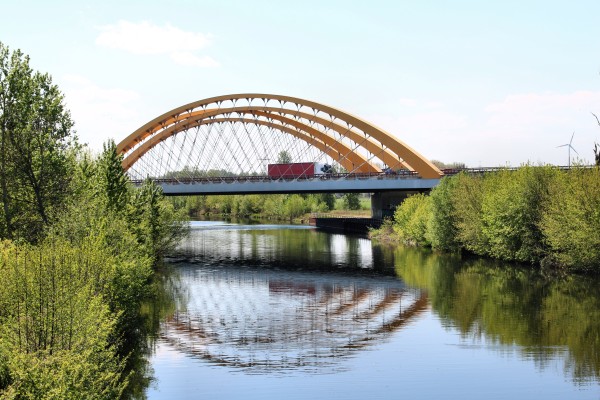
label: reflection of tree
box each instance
[386,244,600,382]
[123,264,189,397]
[174,226,390,274]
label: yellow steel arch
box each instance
[122,117,370,173]
[121,108,380,173]
[119,106,410,171]
[118,93,442,178]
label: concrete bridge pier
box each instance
[371,191,422,219]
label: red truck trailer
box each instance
[267,162,331,178]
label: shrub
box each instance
[427,176,460,252]
[393,193,431,246]
[541,167,600,271]
[450,172,487,255]
[480,166,556,263]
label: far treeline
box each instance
[0,42,185,398]
[371,165,600,273]
[169,192,365,220]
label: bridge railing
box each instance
[130,171,423,186]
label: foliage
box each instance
[0,42,77,242]
[427,176,459,251]
[374,166,600,272]
[320,193,335,211]
[369,218,398,242]
[277,150,292,164]
[449,172,487,255]
[480,166,556,263]
[342,193,361,210]
[170,192,335,220]
[0,236,137,399]
[541,167,600,271]
[392,193,431,246]
[99,140,130,213]
[431,159,466,170]
[128,180,188,260]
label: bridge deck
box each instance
[136,173,441,195]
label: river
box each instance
[144,220,600,399]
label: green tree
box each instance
[277,150,292,164]
[98,140,130,213]
[0,42,76,242]
[427,176,460,251]
[343,193,361,210]
[319,193,335,211]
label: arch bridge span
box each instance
[117,93,443,195]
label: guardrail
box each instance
[131,171,421,186]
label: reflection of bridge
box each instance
[117,94,444,215]
[160,264,428,373]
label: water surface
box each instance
[146,221,600,399]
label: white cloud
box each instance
[96,20,218,67]
[60,74,141,151]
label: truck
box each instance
[267,162,332,178]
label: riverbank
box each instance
[170,193,371,223]
[369,166,600,273]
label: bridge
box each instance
[117,93,445,217]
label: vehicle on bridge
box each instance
[267,162,333,178]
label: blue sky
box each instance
[2,0,600,166]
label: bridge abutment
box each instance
[371,191,422,219]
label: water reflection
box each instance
[148,221,600,398]
[170,221,387,272]
[154,222,428,373]
[161,265,425,373]
[386,245,600,383]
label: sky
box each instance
[2,0,600,167]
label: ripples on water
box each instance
[145,221,600,399]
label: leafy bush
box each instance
[393,193,431,246]
[541,167,600,271]
[480,166,556,263]
[450,172,487,255]
[0,237,140,399]
[427,176,459,251]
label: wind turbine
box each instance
[557,132,578,168]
